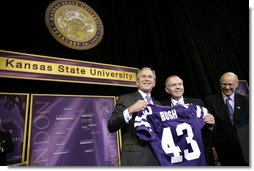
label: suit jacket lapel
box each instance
[152,97,160,105]
[184,98,190,104]
[215,94,230,121]
[233,93,244,121]
[134,91,144,101]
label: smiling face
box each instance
[220,72,239,96]
[165,75,184,100]
[136,67,156,94]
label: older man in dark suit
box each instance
[205,72,249,166]
[108,67,160,166]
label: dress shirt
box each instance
[171,97,184,106]
[222,93,235,110]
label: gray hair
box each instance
[165,75,183,86]
[137,67,156,80]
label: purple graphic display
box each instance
[0,93,29,165]
[29,95,119,166]
[236,80,249,97]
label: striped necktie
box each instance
[225,97,234,123]
[146,95,152,104]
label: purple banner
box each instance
[0,93,29,165]
[0,50,138,87]
[28,94,119,166]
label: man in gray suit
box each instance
[205,72,249,166]
[108,67,160,166]
[161,75,215,166]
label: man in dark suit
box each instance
[161,75,215,166]
[0,119,14,166]
[205,72,249,166]
[108,67,160,166]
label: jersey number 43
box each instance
[161,123,201,163]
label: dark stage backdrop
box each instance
[0,0,249,102]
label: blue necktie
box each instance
[146,95,152,104]
[226,97,234,123]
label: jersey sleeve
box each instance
[196,105,208,118]
[134,111,155,141]
[186,104,208,118]
[188,104,208,129]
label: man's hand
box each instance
[128,100,148,114]
[204,113,215,125]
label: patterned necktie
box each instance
[146,95,152,104]
[226,97,234,123]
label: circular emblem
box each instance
[96,99,114,118]
[45,0,104,50]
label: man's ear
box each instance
[136,81,139,87]
[165,87,169,93]
[235,81,239,88]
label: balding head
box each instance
[220,72,239,96]
[165,75,184,100]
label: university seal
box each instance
[45,0,104,50]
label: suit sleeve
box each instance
[107,95,131,133]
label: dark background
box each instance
[0,0,249,102]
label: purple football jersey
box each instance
[134,104,208,166]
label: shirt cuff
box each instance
[123,108,132,123]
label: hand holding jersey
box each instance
[203,113,215,125]
[128,100,148,114]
